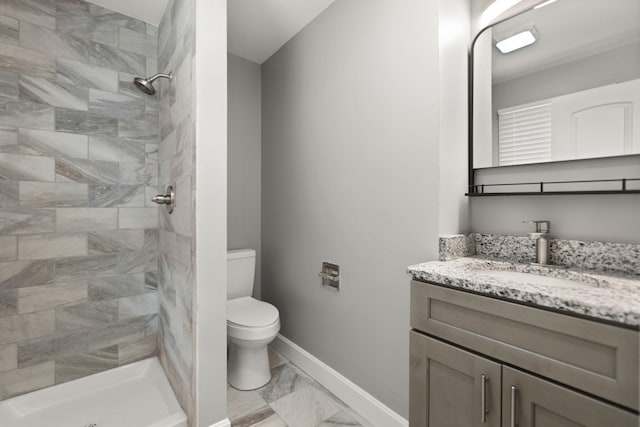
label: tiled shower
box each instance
[0,0,163,402]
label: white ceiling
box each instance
[228,0,337,64]
[86,0,169,26]
[88,0,336,64]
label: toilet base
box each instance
[227,341,271,390]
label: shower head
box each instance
[133,72,173,95]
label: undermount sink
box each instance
[472,270,591,289]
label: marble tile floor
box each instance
[228,347,374,427]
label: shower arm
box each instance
[147,72,173,83]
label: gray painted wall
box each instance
[261,0,469,416]
[472,156,640,243]
[0,0,159,399]
[439,0,471,236]
[228,54,262,297]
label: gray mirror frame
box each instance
[467,6,640,197]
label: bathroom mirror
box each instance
[471,0,640,171]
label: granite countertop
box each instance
[408,256,640,327]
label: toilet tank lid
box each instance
[227,249,256,260]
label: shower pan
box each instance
[0,358,187,427]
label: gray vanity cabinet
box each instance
[502,367,637,427]
[410,280,640,427]
[410,332,501,427]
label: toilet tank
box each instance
[227,249,256,300]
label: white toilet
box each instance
[227,249,280,390]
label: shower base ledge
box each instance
[0,357,187,427]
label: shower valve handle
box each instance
[151,186,175,214]
[151,195,171,204]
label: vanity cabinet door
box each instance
[410,331,501,427]
[502,366,638,427]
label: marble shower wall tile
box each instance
[0,290,18,317]
[89,136,145,163]
[0,235,17,261]
[0,70,19,99]
[18,128,88,159]
[0,260,54,290]
[55,207,117,232]
[0,310,55,345]
[0,361,54,400]
[20,21,86,63]
[157,0,196,417]
[56,300,118,332]
[119,163,158,185]
[56,0,145,34]
[118,117,158,142]
[0,153,55,181]
[119,208,158,229]
[0,44,56,80]
[118,334,156,365]
[119,27,158,59]
[88,229,144,254]
[0,181,18,207]
[118,293,159,319]
[17,329,88,368]
[19,182,88,207]
[87,315,146,351]
[0,208,56,234]
[89,184,145,207]
[87,274,146,301]
[55,158,119,184]
[0,343,17,372]
[89,89,145,120]
[19,75,89,110]
[17,281,87,314]
[55,108,118,136]
[0,98,55,130]
[0,0,159,402]
[55,345,118,383]
[0,0,56,30]
[18,232,87,260]
[54,254,118,282]
[56,57,118,93]
[0,125,18,149]
[0,15,20,46]
[21,21,146,76]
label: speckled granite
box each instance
[473,233,535,263]
[439,235,474,261]
[439,234,640,275]
[408,256,640,326]
[550,239,640,274]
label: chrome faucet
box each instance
[523,220,550,265]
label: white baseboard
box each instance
[272,335,408,427]
[207,418,230,427]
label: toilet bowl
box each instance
[227,297,280,390]
[227,250,281,390]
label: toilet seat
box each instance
[227,297,279,327]
[227,297,280,341]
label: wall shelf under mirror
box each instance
[466,177,640,197]
[468,0,640,196]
